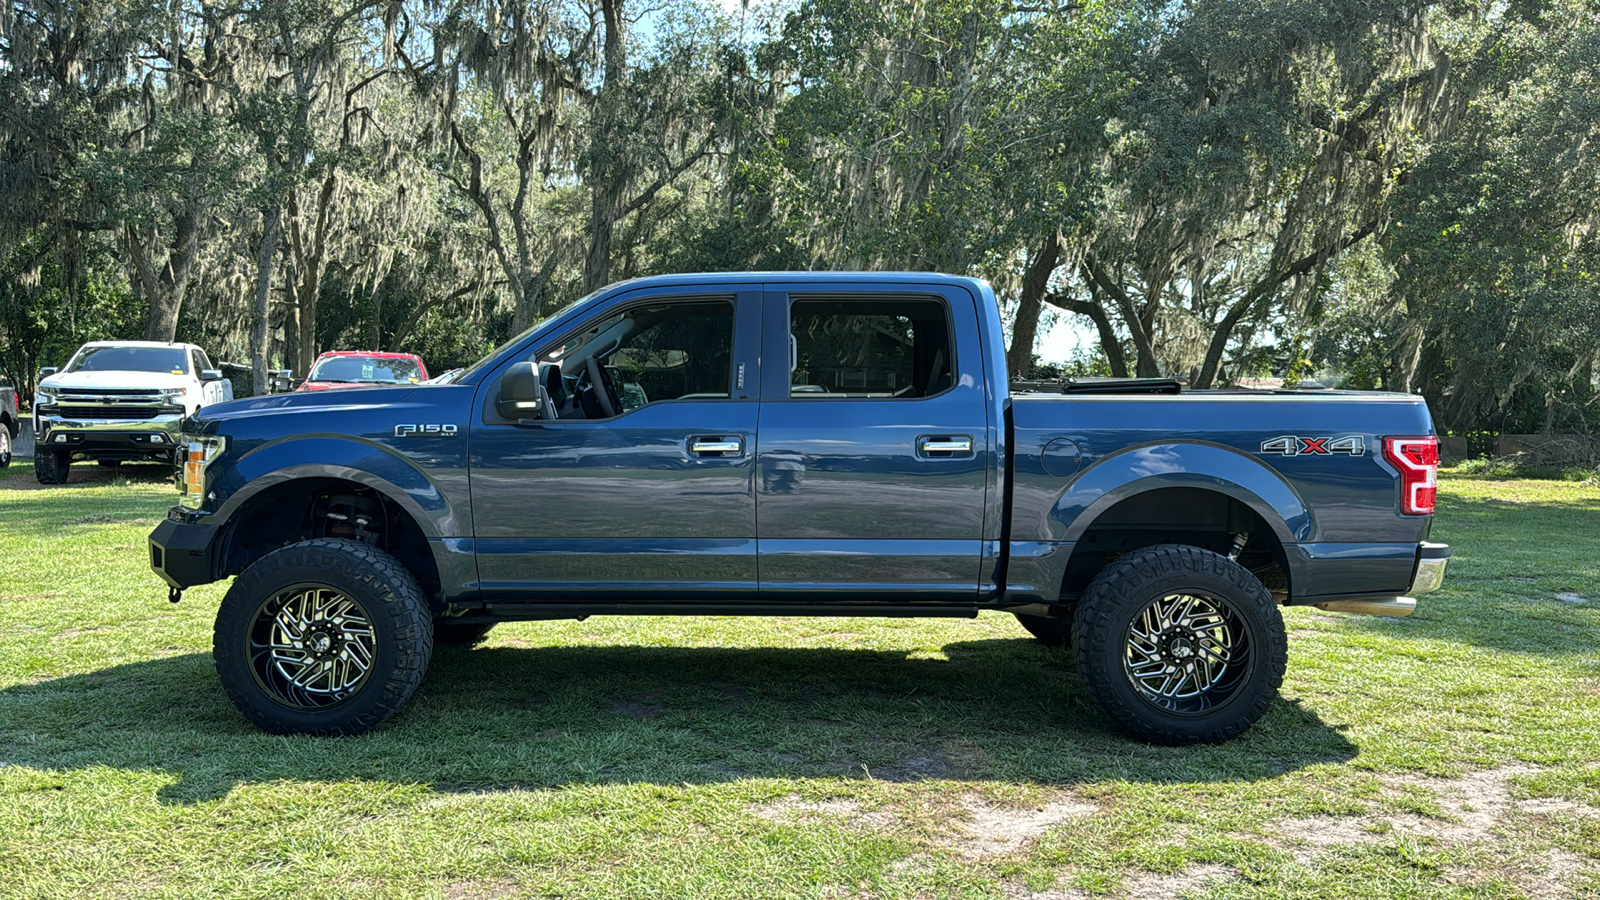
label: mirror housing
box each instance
[496,361,555,422]
[201,368,225,383]
[37,367,57,379]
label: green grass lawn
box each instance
[1,463,1597,899]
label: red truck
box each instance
[297,351,428,392]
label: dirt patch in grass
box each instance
[1002,864,1233,900]
[1269,766,1567,857]
[1124,864,1235,900]
[1266,766,1600,894]
[751,796,897,829]
[947,793,1098,857]
[445,876,521,899]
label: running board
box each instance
[446,602,983,623]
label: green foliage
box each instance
[0,0,1594,421]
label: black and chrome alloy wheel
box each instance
[1123,592,1250,714]
[249,585,378,709]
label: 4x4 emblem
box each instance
[394,424,458,438]
[1259,434,1364,457]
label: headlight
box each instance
[35,386,59,406]
[179,435,227,508]
[157,388,188,403]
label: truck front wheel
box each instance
[34,450,70,484]
[213,538,434,735]
[1072,545,1286,745]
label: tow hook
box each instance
[168,586,183,604]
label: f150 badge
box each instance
[395,424,458,438]
[1260,434,1365,457]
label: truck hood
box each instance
[41,370,194,391]
[191,384,421,427]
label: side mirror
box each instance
[201,369,225,382]
[496,361,556,422]
[37,367,57,379]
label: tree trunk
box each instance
[135,200,204,342]
[1082,256,1159,376]
[252,204,282,396]
[583,0,629,294]
[1043,289,1131,379]
[1006,231,1062,377]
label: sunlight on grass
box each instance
[1,465,1597,898]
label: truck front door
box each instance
[755,284,992,601]
[470,287,762,600]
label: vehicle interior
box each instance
[536,301,735,420]
[787,296,954,399]
[527,295,956,420]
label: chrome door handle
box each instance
[921,438,972,453]
[690,437,744,456]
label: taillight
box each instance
[1384,436,1439,515]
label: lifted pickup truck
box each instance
[149,273,1448,743]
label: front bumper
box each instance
[35,412,184,459]
[149,513,221,590]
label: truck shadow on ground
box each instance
[0,640,1356,804]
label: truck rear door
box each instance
[755,283,992,601]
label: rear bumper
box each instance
[1309,541,1449,618]
[149,512,220,590]
[1409,541,1450,594]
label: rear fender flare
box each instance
[1050,441,1313,546]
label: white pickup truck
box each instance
[33,341,234,483]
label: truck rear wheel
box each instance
[1072,545,1285,745]
[34,450,70,484]
[213,538,433,735]
[0,428,11,468]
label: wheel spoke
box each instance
[1123,591,1250,713]
[248,585,376,710]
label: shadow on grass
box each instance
[0,461,174,492]
[0,639,1355,804]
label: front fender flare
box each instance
[217,435,460,537]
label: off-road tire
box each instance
[34,449,70,484]
[433,620,495,647]
[1072,545,1286,745]
[213,538,433,735]
[1015,612,1072,648]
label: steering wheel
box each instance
[585,356,621,418]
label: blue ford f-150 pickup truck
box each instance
[149,273,1449,743]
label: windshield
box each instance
[67,346,189,375]
[454,289,601,383]
[309,355,423,384]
